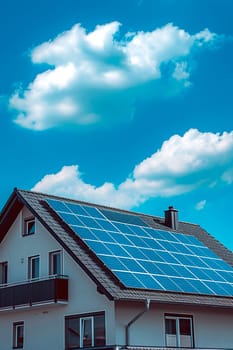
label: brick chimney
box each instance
[165,206,178,230]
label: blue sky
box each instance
[0,0,233,250]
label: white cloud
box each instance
[172,61,191,86]
[194,28,217,44]
[9,22,218,131]
[134,129,233,178]
[222,168,233,184]
[195,200,207,210]
[32,129,233,209]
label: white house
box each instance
[0,188,233,350]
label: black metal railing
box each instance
[122,346,233,350]
[65,346,233,350]
[0,275,68,309]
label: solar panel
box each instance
[99,208,148,227]
[46,198,233,297]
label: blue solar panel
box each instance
[188,279,213,295]
[100,255,126,271]
[174,278,200,294]
[139,260,163,275]
[78,216,101,229]
[110,233,131,245]
[220,271,233,283]
[71,226,96,240]
[204,281,232,296]
[208,258,233,271]
[156,262,179,276]
[47,199,71,212]
[223,283,233,295]
[114,271,145,289]
[90,229,116,243]
[59,212,83,226]
[129,225,148,236]
[66,202,87,216]
[127,235,150,248]
[136,273,164,290]
[125,245,148,260]
[172,265,194,279]
[46,198,233,297]
[95,219,119,232]
[85,240,111,255]
[145,238,164,250]
[82,205,105,219]
[157,251,179,264]
[113,222,135,234]
[187,245,217,258]
[142,249,165,262]
[99,208,148,227]
[119,257,146,273]
[189,267,212,281]
[155,275,181,292]
[185,255,208,268]
[105,243,130,258]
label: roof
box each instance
[1,188,233,308]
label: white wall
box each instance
[115,301,233,349]
[194,307,233,348]
[0,207,115,350]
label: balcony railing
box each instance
[122,346,233,350]
[0,275,68,310]
[68,346,233,350]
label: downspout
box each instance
[125,299,150,347]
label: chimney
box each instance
[165,206,178,230]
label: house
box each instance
[0,188,233,350]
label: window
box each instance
[165,314,194,348]
[23,218,35,236]
[13,322,24,349]
[28,256,40,279]
[49,250,62,276]
[65,312,105,349]
[80,317,94,347]
[0,261,8,284]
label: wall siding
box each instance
[115,301,233,348]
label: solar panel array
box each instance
[46,198,233,297]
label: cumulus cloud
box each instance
[9,22,218,130]
[32,129,233,208]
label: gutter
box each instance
[125,299,150,346]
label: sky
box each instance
[0,0,233,250]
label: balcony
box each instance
[0,275,68,311]
[71,346,233,350]
[122,347,233,350]
[99,345,233,350]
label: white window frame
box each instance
[28,255,40,280]
[80,316,94,348]
[49,250,62,276]
[13,321,24,349]
[165,314,194,348]
[23,217,35,236]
